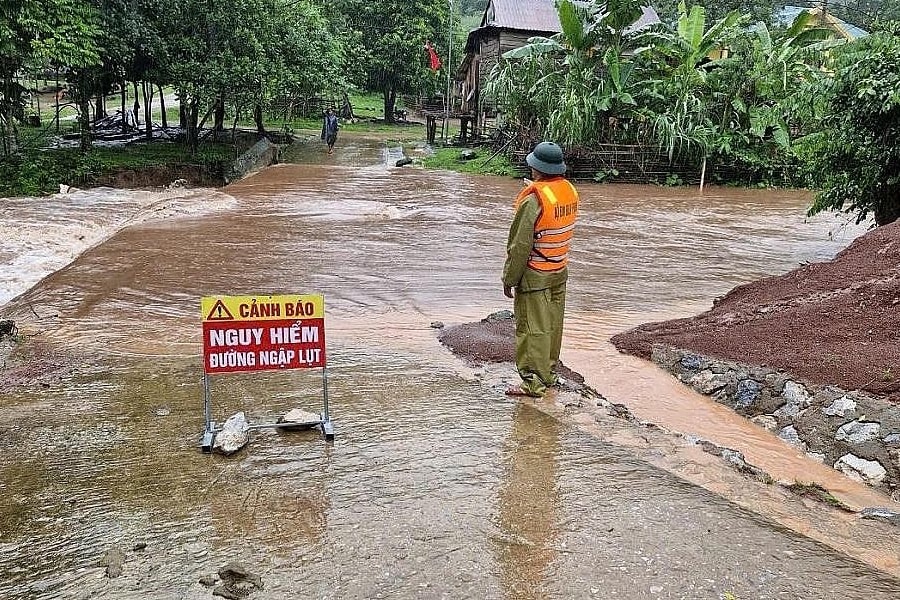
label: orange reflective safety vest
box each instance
[514,177,579,272]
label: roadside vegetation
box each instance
[422,147,520,177]
[4,0,900,225]
[488,0,900,225]
[0,142,234,197]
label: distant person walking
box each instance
[321,108,339,154]
[502,141,579,397]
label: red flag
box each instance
[425,41,442,71]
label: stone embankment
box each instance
[613,220,900,495]
[227,138,280,183]
[652,345,900,496]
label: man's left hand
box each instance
[503,285,515,299]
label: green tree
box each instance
[654,0,782,25]
[693,9,836,177]
[644,1,746,160]
[157,0,341,151]
[63,0,162,150]
[0,0,101,154]
[338,0,448,122]
[799,29,900,225]
[458,0,487,17]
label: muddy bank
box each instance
[612,220,900,490]
[437,311,589,396]
[0,337,72,394]
[613,220,900,403]
[91,137,281,190]
[92,163,227,189]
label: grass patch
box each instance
[422,146,521,177]
[784,481,854,512]
[87,142,234,169]
[273,118,426,144]
[0,141,235,197]
[347,92,384,118]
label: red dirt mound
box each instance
[612,220,900,403]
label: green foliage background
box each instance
[2,0,900,224]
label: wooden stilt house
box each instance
[455,0,661,139]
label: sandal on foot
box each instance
[505,385,541,398]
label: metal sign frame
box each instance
[199,294,335,453]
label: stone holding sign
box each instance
[213,412,250,455]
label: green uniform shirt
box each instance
[502,193,568,293]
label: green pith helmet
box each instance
[526,141,566,175]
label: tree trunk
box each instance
[186,100,199,155]
[79,93,92,152]
[0,110,15,156]
[158,85,168,129]
[214,96,225,132]
[55,74,61,133]
[132,81,141,126]
[94,93,105,120]
[231,109,240,144]
[254,103,265,135]
[143,82,153,139]
[0,76,17,155]
[383,88,397,124]
[179,100,187,129]
[120,84,127,133]
[874,197,900,226]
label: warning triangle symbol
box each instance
[206,299,235,321]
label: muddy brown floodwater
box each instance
[2,138,900,599]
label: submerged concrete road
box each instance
[1,141,898,598]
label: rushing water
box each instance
[1,139,899,599]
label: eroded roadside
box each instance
[438,312,900,578]
[612,220,900,495]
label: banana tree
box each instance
[488,0,655,146]
[644,1,746,183]
[742,11,840,148]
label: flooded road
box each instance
[2,139,899,598]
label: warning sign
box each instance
[201,295,326,374]
[205,299,234,321]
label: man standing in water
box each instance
[321,108,339,154]
[503,141,579,397]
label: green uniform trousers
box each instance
[513,280,567,396]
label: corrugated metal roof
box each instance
[481,0,661,35]
[626,6,662,33]
[777,6,869,39]
[483,0,562,33]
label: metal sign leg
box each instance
[200,373,217,452]
[320,366,335,441]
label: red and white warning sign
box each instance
[201,294,326,374]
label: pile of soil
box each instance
[612,220,900,403]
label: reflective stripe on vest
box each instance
[514,177,579,272]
